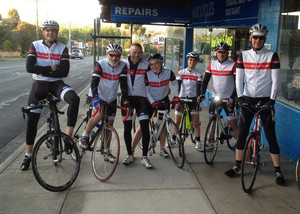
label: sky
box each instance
[0,0,102,27]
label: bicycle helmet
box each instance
[148,53,163,61]
[106,42,123,54]
[186,52,200,61]
[249,24,268,36]
[42,20,59,30]
[215,42,230,51]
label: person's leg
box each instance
[132,125,142,153]
[228,118,239,140]
[159,123,169,158]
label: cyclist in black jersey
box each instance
[20,20,80,171]
[224,24,285,186]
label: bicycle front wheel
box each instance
[166,119,185,168]
[204,118,219,164]
[32,133,81,192]
[296,154,300,190]
[241,133,260,193]
[92,125,120,182]
[226,125,236,151]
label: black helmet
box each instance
[148,53,163,61]
[186,52,200,61]
[249,23,268,36]
[106,42,123,54]
[215,42,230,51]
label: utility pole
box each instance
[35,0,39,40]
[69,21,72,52]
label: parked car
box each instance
[71,49,83,59]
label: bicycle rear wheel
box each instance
[92,125,120,182]
[226,125,236,151]
[32,133,80,192]
[241,133,260,193]
[296,154,300,190]
[204,118,218,164]
[166,119,185,168]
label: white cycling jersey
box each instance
[236,47,280,99]
[89,59,127,103]
[146,68,178,104]
[124,58,149,97]
[28,40,69,82]
[205,59,236,98]
[177,68,202,97]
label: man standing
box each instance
[225,24,285,186]
[121,43,152,168]
[200,42,239,149]
[21,20,80,170]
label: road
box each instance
[0,57,94,153]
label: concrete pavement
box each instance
[0,84,299,214]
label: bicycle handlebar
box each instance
[239,103,276,121]
[91,105,130,122]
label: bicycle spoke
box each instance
[204,118,218,164]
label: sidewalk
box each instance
[0,85,299,214]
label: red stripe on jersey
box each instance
[101,72,121,81]
[50,53,62,61]
[148,79,170,87]
[36,52,49,59]
[181,75,198,81]
[136,69,147,75]
[243,62,271,70]
[211,69,233,76]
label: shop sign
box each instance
[192,0,259,27]
[111,5,190,24]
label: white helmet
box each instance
[249,24,268,36]
[106,42,123,54]
[42,20,59,30]
[186,52,201,61]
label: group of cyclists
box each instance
[20,19,285,186]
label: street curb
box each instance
[0,84,90,174]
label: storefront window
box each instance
[278,0,300,108]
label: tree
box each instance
[7,8,20,28]
[16,21,36,53]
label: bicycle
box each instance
[203,97,237,165]
[296,154,300,190]
[178,98,201,144]
[73,99,129,182]
[240,102,273,193]
[21,94,81,192]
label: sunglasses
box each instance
[149,61,160,66]
[44,28,57,32]
[252,36,265,40]
[109,53,121,58]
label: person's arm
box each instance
[120,65,128,100]
[270,52,280,100]
[91,63,102,98]
[201,63,212,96]
[235,53,244,98]
[230,63,237,99]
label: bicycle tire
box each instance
[32,133,81,192]
[226,124,236,151]
[241,133,260,193]
[179,114,187,143]
[166,119,185,168]
[296,154,300,190]
[203,117,219,164]
[92,125,120,182]
[191,121,201,144]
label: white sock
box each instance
[25,153,32,158]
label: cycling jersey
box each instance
[27,39,69,82]
[90,59,128,103]
[145,68,178,104]
[202,59,236,98]
[176,68,202,97]
[236,47,280,100]
[124,57,150,97]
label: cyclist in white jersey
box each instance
[174,52,203,151]
[224,24,285,186]
[121,43,152,168]
[20,20,80,171]
[200,42,239,150]
[131,53,180,158]
[79,43,128,161]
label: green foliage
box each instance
[57,35,68,45]
[166,27,185,40]
[7,8,20,21]
[2,40,17,51]
[143,43,158,54]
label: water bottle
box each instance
[220,115,228,128]
[90,127,97,139]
